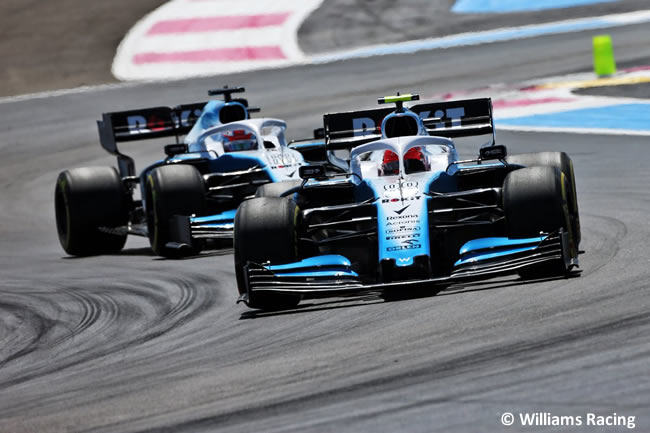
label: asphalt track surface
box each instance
[1,24,650,433]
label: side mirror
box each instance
[299,164,327,180]
[313,128,325,139]
[165,143,188,157]
[479,145,507,160]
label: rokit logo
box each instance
[127,115,167,133]
[172,108,203,128]
[420,107,465,130]
[382,196,421,203]
[127,108,202,134]
[351,107,465,136]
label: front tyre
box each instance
[506,151,580,246]
[55,166,128,256]
[503,166,573,278]
[145,164,205,257]
[234,197,301,310]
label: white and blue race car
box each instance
[55,87,307,257]
[234,94,581,310]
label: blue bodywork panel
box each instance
[455,236,547,266]
[266,255,360,277]
[190,209,236,229]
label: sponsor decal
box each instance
[386,233,420,240]
[386,214,418,220]
[386,221,419,226]
[393,204,411,215]
[418,107,465,129]
[386,238,422,252]
[268,152,299,168]
[172,108,203,128]
[381,196,421,203]
[352,117,380,136]
[387,244,421,251]
[128,115,153,134]
[383,181,418,190]
[383,181,420,199]
[126,108,203,135]
[385,226,420,234]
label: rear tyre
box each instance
[55,166,128,256]
[145,164,205,258]
[506,152,580,246]
[234,197,301,310]
[503,166,571,278]
[255,180,303,198]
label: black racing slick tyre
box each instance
[503,166,572,277]
[506,151,580,246]
[55,166,128,256]
[234,197,301,310]
[254,180,303,198]
[145,164,205,258]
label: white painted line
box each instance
[0,82,144,105]
[496,124,650,136]
[311,9,650,63]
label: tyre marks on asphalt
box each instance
[0,297,56,368]
[0,275,218,398]
[113,0,324,80]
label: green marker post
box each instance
[593,34,616,77]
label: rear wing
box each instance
[324,107,392,139]
[412,98,494,139]
[322,97,495,149]
[97,102,206,177]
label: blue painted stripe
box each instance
[497,103,650,131]
[311,12,650,63]
[452,0,619,14]
[273,270,359,278]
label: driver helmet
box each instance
[222,129,258,152]
[381,147,427,175]
[381,150,400,175]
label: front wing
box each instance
[237,230,575,305]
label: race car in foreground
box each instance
[55,87,305,258]
[234,94,581,310]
